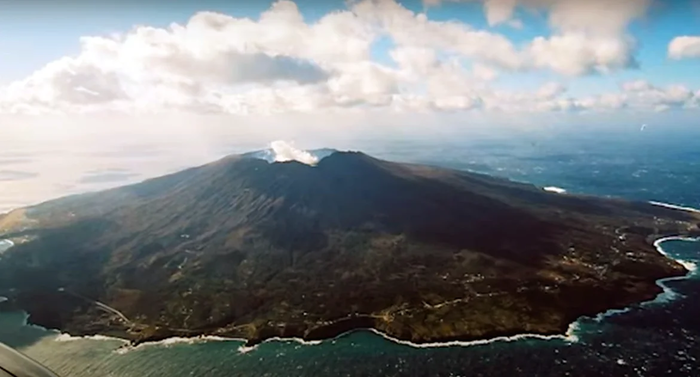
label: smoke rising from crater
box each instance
[270,140,319,166]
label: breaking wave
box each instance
[364,323,580,348]
[113,335,244,354]
[649,201,700,214]
[543,186,567,194]
[55,333,127,343]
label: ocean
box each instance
[1,127,699,376]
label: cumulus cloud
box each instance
[0,0,697,116]
[622,79,652,92]
[327,62,399,107]
[536,82,566,99]
[471,78,699,114]
[352,0,523,70]
[526,34,637,76]
[425,0,650,33]
[521,0,646,75]
[480,84,577,113]
[627,83,695,111]
[483,0,518,26]
[668,36,700,59]
[472,63,499,81]
[566,81,699,113]
[0,1,376,114]
[424,0,648,75]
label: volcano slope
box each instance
[0,151,698,345]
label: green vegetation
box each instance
[0,152,698,345]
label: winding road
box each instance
[58,288,132,326]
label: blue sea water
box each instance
[1,127,699,376]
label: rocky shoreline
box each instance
[4,264,685,349]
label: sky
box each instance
[0,0,700,211]
[0,0,699,116]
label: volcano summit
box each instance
[0,150,698,345]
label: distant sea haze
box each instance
[2,129,700,215]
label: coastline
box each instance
[4,202,699,353]
[102,316,582,353]
[649,201,700,214]
[5,235,697,354]
[97,321,582,354]
[240,235,696,352]
[647,236,699,305]
[54,235,699,353]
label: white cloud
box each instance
[0,1,382,115]
[352,0,523,70]
[526,34,637,76]
[668,36,700,59]
[473,79,698,114]
[622,79,652,92]
[521,0,646,76]
[483,0,518,26]
[423,0,648,75]
[596,93,628,109]
[390,47,439,76]
[472,63,499,81]
[507,19,524,30]
[327,62,399,107]
[432,95,483,111]
[574,93,628,112]
[0,0,697,116]
[425,0,651,33]
[543,0,651,36]
[536,82,566,99]
[565,81,698,113]
[616,80,695,111]
[479,84,578,113]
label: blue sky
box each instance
[1,0,698,89]
[0,0,699,116]
[0,4,695,64]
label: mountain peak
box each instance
[316,150,374,166]
[0,149,698,347]
[241,141,338,166]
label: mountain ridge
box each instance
[0,150,698,346]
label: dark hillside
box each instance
[0,151,698,345]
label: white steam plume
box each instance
[270,140,319,166]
